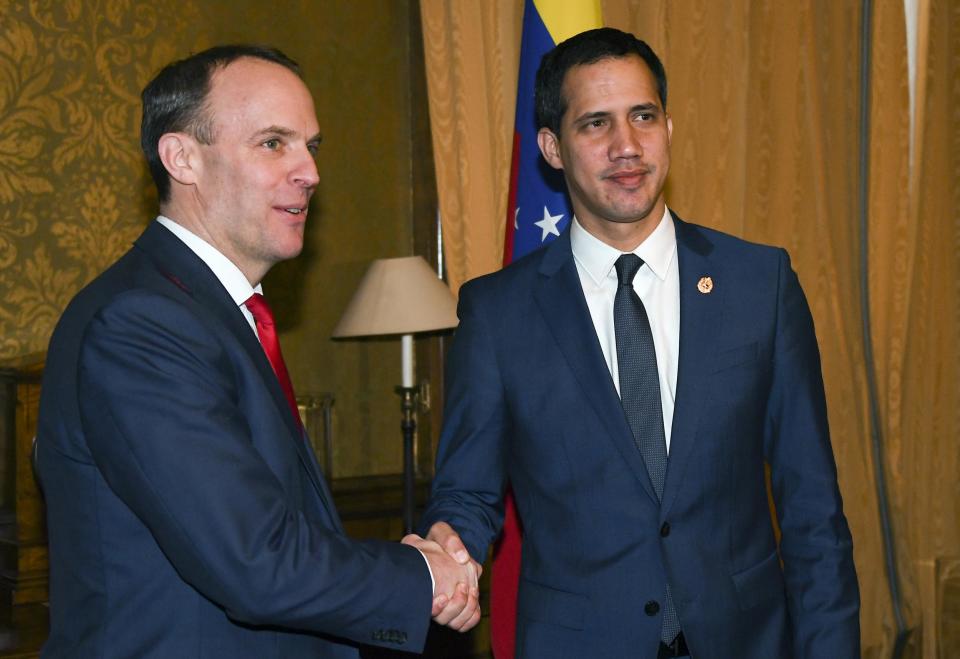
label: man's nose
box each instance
[292,148,320,188]
[609,122,642,160]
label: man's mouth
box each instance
[278,205,308,216]
[605,168,650,186]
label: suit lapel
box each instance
[661,217,725,516]
[534,232,659,504]
[134,223,338,526]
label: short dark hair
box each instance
[140,44,302,202]
[534,27,667,136]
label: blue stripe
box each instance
[510,0,572,261]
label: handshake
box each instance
[402,521,483,632]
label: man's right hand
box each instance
[402,534,481,632]
[425,521,483,579]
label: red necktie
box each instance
[244,293,302,429]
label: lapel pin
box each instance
[697,276,713,294]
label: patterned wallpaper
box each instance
[0,1,430,478]
[0,0,205,357]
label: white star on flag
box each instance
[534,206,563,241]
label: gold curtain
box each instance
[419,0,959,655]
[871,0,960,654]
[418,1,523,294]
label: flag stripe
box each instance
[534,0,602,45]
[506,0,571,264]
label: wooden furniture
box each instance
[0,355,47,658]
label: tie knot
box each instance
[614,254,643,287]
[245,293,275,327]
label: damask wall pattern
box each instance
[0,0,206,357]
[0,0,429,478]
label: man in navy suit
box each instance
[37,45,479,658]
[420,28,859,658]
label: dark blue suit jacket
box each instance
[38,222,432,658]
[421,214,860,658]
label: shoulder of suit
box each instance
[460,243,549,291]
[675,216,788,262]
[53,239,199,342]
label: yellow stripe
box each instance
[533,0,603,44]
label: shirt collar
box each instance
[155,216,262,305]
[571,206,677,285]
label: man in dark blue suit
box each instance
[37,45,479,658]
[420,28,859,658]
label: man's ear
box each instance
[157,133,200,188]
[537,128,564,171]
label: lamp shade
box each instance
[332,256,458,337]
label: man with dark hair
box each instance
[139,44,304,203]
[421,27,859,658]
[534,27,667,136]
[37,44,479,658]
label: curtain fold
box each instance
[885,0,960,653]
[419,1,959,655]
[419,1,522,294]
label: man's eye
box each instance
[588,119,606,128]
[263,138,281,150]
[307,143,319,156]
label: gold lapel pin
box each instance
[697,276,713,294]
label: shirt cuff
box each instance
[415,547,436,594]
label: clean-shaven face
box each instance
[191,57,321,282]
[539,55,672,241]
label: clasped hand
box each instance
[402,521,483,632]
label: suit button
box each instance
[660,522,671,537]
[644,600,660,616]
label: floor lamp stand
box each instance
[396,385,417,535]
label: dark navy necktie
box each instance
[613,254,681,644]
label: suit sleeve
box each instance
[764,249,860,656]
[78,290,432,651]
[419,282,509,562]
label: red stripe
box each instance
[491,491,522,659]
[493,129,524,659]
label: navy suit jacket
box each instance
[37,221,432,658]
[420,214,860,658]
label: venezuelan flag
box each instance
[494,4,601,657]
[503,0,603,266]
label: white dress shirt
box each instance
[570,208,680,452]
[156,216,262,336]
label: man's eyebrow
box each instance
[571,110,611,124]
[252,125,297,139]
[251,126,323,146]
[571,104,663,125]
[631,103,662,113]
